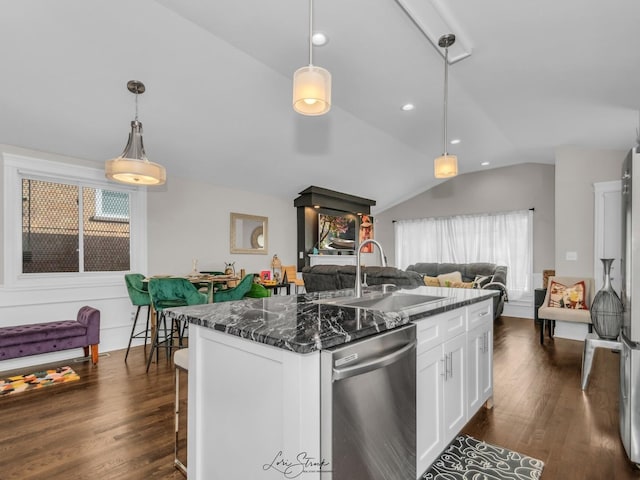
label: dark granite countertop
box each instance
[164,284,498,354]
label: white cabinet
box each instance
[188,326,321,479]
[443,333,467,440]
[467,319,493,414]
[416,343,445,474]
[415,299,493,478]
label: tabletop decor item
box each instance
[590,258,623,340]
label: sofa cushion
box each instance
[548,280,589,310]
[450,281,473,289]
[406,262,508,320]
[472,274,494,289]
[423,275,440,287]
[437,271,462,287]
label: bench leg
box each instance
[91,344,99,365]
[84,346,89,357]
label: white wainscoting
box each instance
[0,281,137,371]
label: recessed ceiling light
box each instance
[450,139,461,145]
[481,161,490,166]
[312,32,328,46]
[401,103,415,111]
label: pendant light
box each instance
[434,34,458,179]
[292,0,331,115]
[105,80,166,186]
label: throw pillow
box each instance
[423,275,440,287]
[437,271,462,287]
[450,281,473,289]
[472,275,493,289]
[548,280,588,310]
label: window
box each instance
[394,209,532,301]
[4,153,146,285]
[22,179,130,273]
[95,189,129,221]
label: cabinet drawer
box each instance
[441,308,466,341]
[467,300,492,331]
[416,317,444,353]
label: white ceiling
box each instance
[1,0,639,212]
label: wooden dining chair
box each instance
[281,265,305,294]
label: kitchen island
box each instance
[165,284,497,479]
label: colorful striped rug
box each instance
[0,366,80,396]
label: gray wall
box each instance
[554,146,625,277]
[374,163,556,273]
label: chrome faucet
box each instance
[355,239,387,298]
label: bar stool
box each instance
[174,348,189,476]
[124,273,152,362]
[146,278,207,372]
[581,332,621,390]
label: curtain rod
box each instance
[392,207,535,223]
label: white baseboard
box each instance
[503,301,534,319]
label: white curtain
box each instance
[395,209,533,301]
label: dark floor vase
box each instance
[590,258,623,340]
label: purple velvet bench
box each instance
[0,306,101,365]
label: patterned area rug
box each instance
[423,434,544,480]
[0,366,80,396]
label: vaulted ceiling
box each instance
[1,0,639,212]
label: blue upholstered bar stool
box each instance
[174,348,189,476]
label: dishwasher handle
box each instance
[332,341,415,381]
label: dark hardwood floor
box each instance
[464,317,639,480]
[1,316,638,479]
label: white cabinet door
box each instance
[442,333,466,440]
[416,344,445,476]
[414,302,493,479]
[467,320,493,414]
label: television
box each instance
[318,213,357,251]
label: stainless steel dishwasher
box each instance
[320,324,416,480]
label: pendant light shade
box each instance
[105,80,166,186]
[434,34,458,179]
[293,65,331,115]
[292,0,331,115]
[434,154,458,178]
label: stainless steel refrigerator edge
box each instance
[620,146,640,465]
[320,323,416,479]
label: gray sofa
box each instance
[406,262,508,320]
[302,265,424,293]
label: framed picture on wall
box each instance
[359,215,374,253]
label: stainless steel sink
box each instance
[315,292,445,312]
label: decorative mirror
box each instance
[230,212,268,254]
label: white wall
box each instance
[554,146,625,277]
[147,176,297,276]
[374,163,556,274]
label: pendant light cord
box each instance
[443,45,449,156]
[308,0,314,66]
